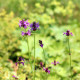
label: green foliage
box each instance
[0,0,80,80]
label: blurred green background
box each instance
[0,0,80,80]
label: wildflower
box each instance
[40,62,43,68]
[63,30,73,36]
[21,29,31,36]
[39,40,43,48]
[51,60,59,66]
[12,75,18,79]
[30,22,39,31]
[19,19,30,29]
[43,67,50,74]
[16,57,25,66]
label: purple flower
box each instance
[18,57,24,61]
[26,20,30,26]
[39,40,43,48]
[40,62,43,68]
[21,29,31,36]
[12,75,18,79]
[19,19,30,29]
[30,22,39,31]
[43,67,50,74]
[16,57,25,66]
[51,60,59,66]
[63,30,73,36]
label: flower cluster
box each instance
[39,40,43,48]
[16,57,25,66]
[43,67,50,74]
[40,62,50,74]
[18,19,73,79]
[12,75,18,79]
[21,29,31,36]
[63,30,73,36]
[19,19,30,29]
[30,22,39,31]
[19,20,39,36]
[40,62,43,68]
[51,60,59,66]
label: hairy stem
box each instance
[68,37,72,80]
[33,33,35,80]
[40,69,42,80]
[27,37,32,72]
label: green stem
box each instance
[27,37,32,72]
[43,48,46,66]
[27,37,29,59]
[68,37,72,80]
[24,29,32,76]
[43,48,46,80]
[17,64,20,77]
[33,33,35,80]
[40,69,42,80]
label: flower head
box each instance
[43,67,50,74]
[51,60,59,66]
[16,57,25,66]
[39,40,43,48]
[21,29,31,36]
[18,57,24,61]
[12,75,18,79]
[63,30,73,36]
[30,22,39,31]
[19,19,30,29]
[40,62,43,68]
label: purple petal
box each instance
[26,23,30,26]
[26,20,28,22]
[19,23,21,27]
[51,62,54,64]
[63,32,66,35]
[40,62,43,67]
[19,20,22,24]
[40,44,43,48]
[22,19,25,21]
[70,32,73,36]
[36,22,39,28]
[21,31,25,36]
[27,29,31,36]
[43,67,46,70]
[26,20,30,26]
[21,62,24,66]
[57,61,60,64]
[18,57,22,61]
[31,28,33,31]
[12,75,17,78]
[12,75,18,79]
[22,58,24,61]
[48,70,50,74]
[15,62,18,66]
[12,75,16,78]
[30,23,33,27]
[24,25,27,29]
[66,33,68,36]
